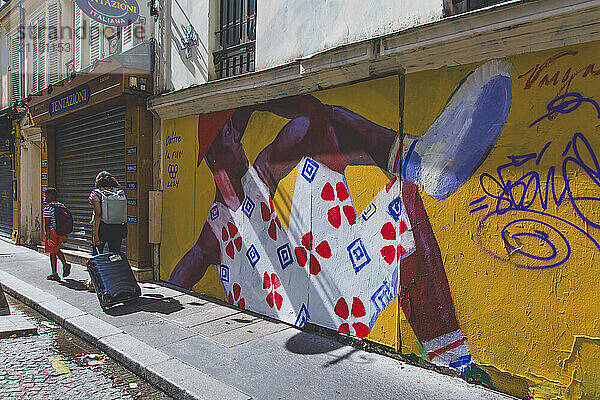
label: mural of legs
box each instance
[401,181,470,369]
[166,59,513,375]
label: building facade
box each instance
[150,0,600,398]
[0,0,156,278]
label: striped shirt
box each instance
[43,202,65,231]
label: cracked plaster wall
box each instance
[402,41,600,399]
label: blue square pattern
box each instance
[210,205,219,221]
[369,268,399,329]
[246,245,260,267]
[242,196,255,219]
[347,238,371,274]
[388,197,402,222]
[301,158,319,183]
[219,265,230,282]
[295,304,310,328]
[277,244,293,270]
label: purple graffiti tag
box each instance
[563,132,600,229]
[476,210,600,269]
[470,125,600,269]
[529,92,600,127]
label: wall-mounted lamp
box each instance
[47,85,53,95]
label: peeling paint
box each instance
[405,41,600,399]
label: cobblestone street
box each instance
[0,295,171,400]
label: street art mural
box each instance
[162,41,600,398]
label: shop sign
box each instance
[75,0,139,27]
[49,85,89,116]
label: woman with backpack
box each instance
[88,171,127,255]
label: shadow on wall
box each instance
[169,0,209,84]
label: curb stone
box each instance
[0,271,252,400]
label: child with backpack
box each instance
[43,188,72,281]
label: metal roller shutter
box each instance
[0,147,13,237]
[55,106,126,251]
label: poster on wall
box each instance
[76,0,139,27]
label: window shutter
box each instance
[74,4,82,71]
[32,19,38,93]
[10,33,21,102]
[47,0,60,84]
[38,13,47,91]
[90,19,101,65]
[121,24,133,52]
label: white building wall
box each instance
[167,0,212,91]
[255,0,443,70]
[0,27,8,109]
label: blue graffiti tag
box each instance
[529,92,600,127]
[476,132,600,227]
[470,93,600,269]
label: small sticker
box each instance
[127,216,137,224]
[41,160,48,168]
[127,182,137,190]
[41,173,48,180]
[127,146,137,155]
[127,198,137,207]
[127,164,137,173]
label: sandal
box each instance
[62,264,71,278]
[46,274,61,282]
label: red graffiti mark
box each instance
[518,50,600,96]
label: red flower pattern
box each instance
[261,198,282,241]
[263,272,283,310]
[222,221,242,259]
[334,297,369,338]
[379,221,409,265]
[294,232,332,276]
[227,283,246,309]
[321,182,356,229]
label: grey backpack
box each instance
[100,189,127,224]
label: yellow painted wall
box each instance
[161,40,600,399]
[404,42,600,398]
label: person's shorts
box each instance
[44,230,66,254]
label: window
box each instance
[9,32,22,103]
[90,19,102,65]
[47,0,61,84]
[74,3,82,71]
[213,0,256,79]
[122,24,133,53]
[31,13,47,94]
[445,0,509,15]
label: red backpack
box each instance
[52,204,73,236]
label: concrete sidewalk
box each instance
[0,239,515,400]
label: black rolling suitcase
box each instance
[86,253,141,311]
